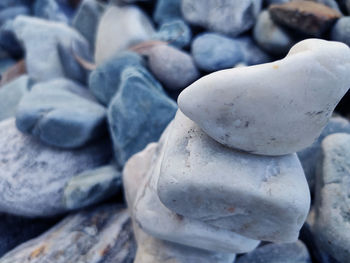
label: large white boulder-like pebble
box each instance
[157,111,310,243]
[178,39,350,156]
[94,5,155,65]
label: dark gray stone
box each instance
[0,75,30,121]
[0,205,136,263]
[0,118,111,217]
[0,20,23,58]
[297,116,350,192]
[0,0,31,10]
[0,213,58,257]
[154,0,182,24]
[63,164,122,210]
[147,44,199,90]
[108,66,177,168]
[0,6,30,26]
[13,15,90,83]
[331,17,350,46]
[153,19,192,49]
[16,78,107,148]
[236,241,311,263]
[72,0,105,50]
[191,33,243,72]
[89,51,144,105]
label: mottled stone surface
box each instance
[0,205,136,263]
[269,1,341,36]
[64,164,122,210]
[0,118,111,217]
[157,111,310,243]
[312,133,350,263]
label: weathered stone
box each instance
[269,1,341,37]
[63,164,122,210]
[0,118,111,217]
[0,205,136,263]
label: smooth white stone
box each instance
[157,110,310,243]
[94,5,155,65]
[178,39,350,155]
[129,130,260,254]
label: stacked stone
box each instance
[123,39,350,263]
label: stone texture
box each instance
[0,118,111,217]
[89,51,144,105]
[153,0,181,24]
[63,164,122,210]
[235,36,271,66]
[94,5,155,65]
[181,0,262,37]
[269,1,341,37]
[72,0,105,50]
[191,33,243,72]
[33,0,71,24]
[108,66,176,168]
[12,15,90,83]
[157,111,310,243]
[298,116,350,192]
[0,75,29,121]
[124,139,259,255]
[153,19,192,49]
[178,39,350,155]
[0,6,29,26]
[0,205,136,263]
[236,241,311,263]
[146,44,199,90]
[253,10,296,55]
[312,133,350,263]
[16,78,107,149]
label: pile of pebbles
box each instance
[0,0,350,262]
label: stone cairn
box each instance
[123,39,350,262]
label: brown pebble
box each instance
[269,1,341,37]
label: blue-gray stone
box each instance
[0,0,32,10]
[297,116,350,192]
[331,17,350,46]
[236,36,271,65]
[153,19,192,49]
[108,66,177,168]
[154,0,182,24]
[191,33,243,72]
[0,6,30,26]
[13,15,90,83]
[0,57,16,73]
[0,75,30,121]
[253,10,295,56]
[237,241,311,263]
[63,164,122,210]
[89,51,144,105]
[146,44,199,90]
[72,0,105,51]
[33,0,71,24]
[16,78,107,149]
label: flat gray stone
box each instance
[312,133,350,263]
[0,118,111,217]
[0,205,136,263]
[16,78,107,149]
[157,111,310,243]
